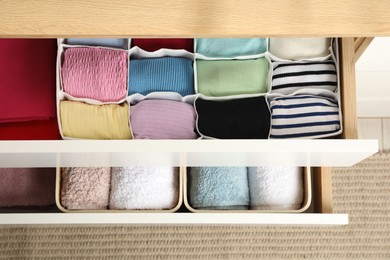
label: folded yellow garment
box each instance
[60,101,132,139]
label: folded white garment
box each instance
[109,167,179,210]
[248,166,303,210]
[269,38,331,60]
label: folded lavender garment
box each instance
[130,99,198,139]
[0,168,55,207]
[61,47,128,102]
[60,167,111,210]
[65,38,128,49]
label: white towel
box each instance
[269,38,331,60]
[248,166,303,210]
[109,167,179,210]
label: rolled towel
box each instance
[60,101,132,139]
[189,167,249,209]
[271,60,337,95]
[60,167,111,210]
[130,99,197,139]
[65,38,128,49]
[61,47,128,102]
[269,95,341,138]
[196,58,269,97]
[248,167,303,210]
[132,38,194,52]
[196,38,267,57]
[0,168,56,207]
[0,119,60,140]
[0,39,57,123]
[195,96,270,139]
[269,38,331,60]
[109,167,180,210]
[128,57,194,96]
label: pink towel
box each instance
[0,168,55,207]
[61,47,128,102]
[60,167,111,210]
[130,99,198,139]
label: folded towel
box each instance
[196,58,269,96]
[195,96,270,139]
[269,95,341,138]
[131,38,193,52]
[248,167,303,210]
[0,168,55,207]
[0,119,60,140]
[109,167,179,210]
[271,60,337,95]
[60,167,111,210]
[65,38,128,49]
[189,167,249,209]
[0,39,57,123]
[61,47,128,102]
[269,38,331,60]
[60,101,132,139]
[196,38,267,57]
[128,57,194,96]
[130,99,197,139]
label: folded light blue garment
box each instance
[129,57,194,96]
[189,167,249,209]
[196,38,267,58]
[65,38,128,49]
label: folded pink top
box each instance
[0,168,56,207]
[0,39,57,123]
[61,47,128,102]
[130,99,197,139]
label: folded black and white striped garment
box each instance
[271,60,337,95]
[269,95,341,139]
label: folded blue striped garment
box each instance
[269,95,341,138]
[271,60,337,95]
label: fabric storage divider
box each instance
[183,167,311,213]
[55,166,183,213]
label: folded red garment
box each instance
[0,119,60,140]
[0,39,57,123]
[131,38,194,52]
[0,168,56,207]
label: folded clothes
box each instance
[0,39,57,123]
[65,38,128,49]
[271,60,337,95]
[196,58,269,96]
[60,101,132,139]
[128,57,194,96]
[61,47,128,102]
[60,167,111,210]
[109,167,179,210]
[131,38,194,52]
[269,95,341,138]
[189,167,249,209]
[196,38,267,57]
[269,38,331,60]
[0,168,56,207]
[248,167,303,210]
[0,119,60,140]
[130,99,197,139]
[195,96,270,139]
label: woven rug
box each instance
[0,153,389,259]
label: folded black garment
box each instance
[195,96,270,139]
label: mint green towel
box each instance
[196,38,267,57]
[196,58,269,97]
[189,167,249,209]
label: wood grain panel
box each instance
[1,0,390,37]
[313,167,333,213]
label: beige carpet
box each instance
[0,154,389,259]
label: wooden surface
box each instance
[355,37,374,62]
[1,0,390,37]
[313,167,333,213]
[340,38,358,139]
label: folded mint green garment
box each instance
[196,38,267,57]
[196,58,269,97]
